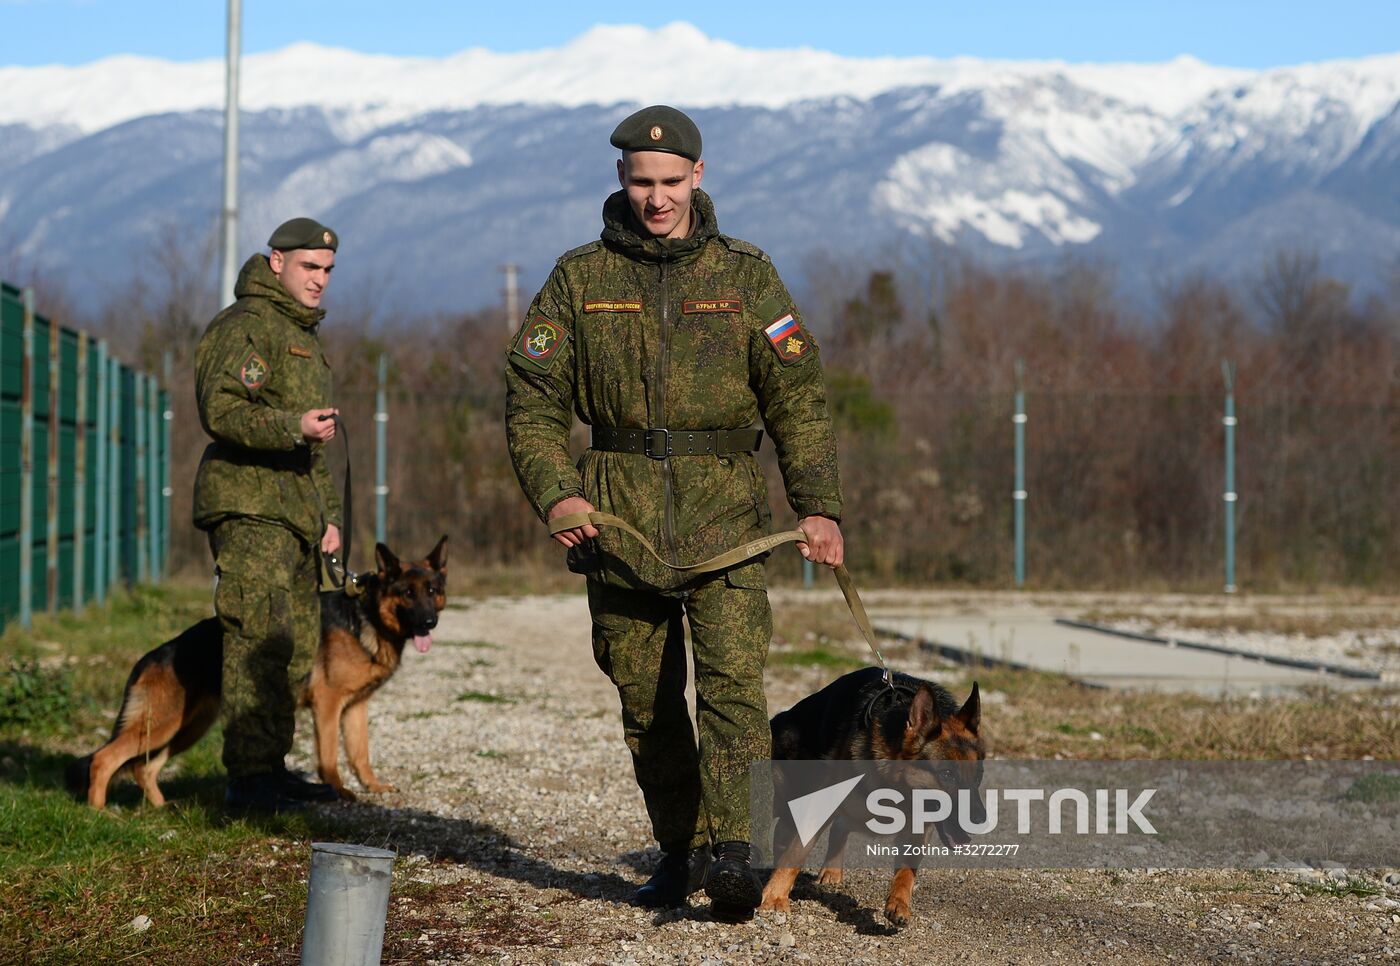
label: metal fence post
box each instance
[162,352,173,580]
[1222,360,1238,594]
[74,333,88,608]
[134,372,148,582]
[108,356,120,588]
[46,314,59,611]
[375,354,388,546]
[1013,358,1027,588]
[94,340,108,605]
[146,374,160,580]
[19,289,35,628]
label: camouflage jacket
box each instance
[193,254,341,547]
[505,189,842,591]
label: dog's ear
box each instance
[955,681,981,734]
[376,542,402,578]
[906,686,941,739]
[427,535,448,572]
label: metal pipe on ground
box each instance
[300,842,396,966]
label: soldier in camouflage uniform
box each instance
[194,217,345,813]
[506,106,845,916]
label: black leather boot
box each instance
[224,772,308,814]
[276,767,340,802]
[634,843,712,908]
[705,840,762,920]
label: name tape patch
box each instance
[683,299,743,314]
[289,345,313,358]
[583,300,643,313]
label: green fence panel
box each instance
[0,281,170,629]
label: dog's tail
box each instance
[64,754,93,799]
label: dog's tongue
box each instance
[413,633,432,654]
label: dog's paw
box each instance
[883,899,911,929]
[816,867,844,886]
[757,895,790,914]
[366,781,397,794]
[335,786,358,802]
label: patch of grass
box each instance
[475,750,508,759]
[0,659,76,728]
[1343,773,1400,803]
[1297,879,1384,899]
[455,691,515,705]
[437,640,500,650]
[768,646,865,671]
[1080,607,1400,639]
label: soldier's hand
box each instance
[321,523,341,555]
[797,515,844,568]
[300,408,339,442]
[548,496,600,548]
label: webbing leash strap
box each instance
[321,413,358,594]
[548,510,892,683]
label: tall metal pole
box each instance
[1013,358,1027,588]
[375,355,388,545]
[502,264,519,332]
[1222,360,1237,594]
[219,0,242,308]
[162,352,173,580]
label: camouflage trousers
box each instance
[587,562,772,848]
[210,519,320,779]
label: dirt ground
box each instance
[286,591,1400,965]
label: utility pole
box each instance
[219,0,242,308]
[502,264,519,332]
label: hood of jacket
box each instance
[233,253,326,330]
[600,188,719,265]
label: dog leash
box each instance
[320,412,364,597]
[548,510,894,685]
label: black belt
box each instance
[590,426,763,460]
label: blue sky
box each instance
[4,0,1398,68]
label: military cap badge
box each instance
[650,125,663,141]
[323,230,333,246]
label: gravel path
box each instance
[287,593,1400,964]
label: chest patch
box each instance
[763,312,809,365]
[289,345,313,358]
[683,299,742,314]
[583,300,642,313]
[239,350,270,390]
[514,316,569,368]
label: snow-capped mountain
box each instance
[2,23,1397,316]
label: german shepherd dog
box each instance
[759,666,984,928]
[68,537,448,809]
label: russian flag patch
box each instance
[763,312,809,364]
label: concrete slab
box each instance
[869,611,1373,695]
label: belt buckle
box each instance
[643,428,671,460]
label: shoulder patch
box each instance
[239,349,270,389]
[763,312,811,365]
[288,345,313,358]
[719,235,771,262]
[557,240,603,264]
[512,316,570,370]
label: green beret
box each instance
[267,217,339,252]
[609,105,702,161]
